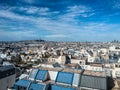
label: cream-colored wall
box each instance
[87,57,95,63]
[112,68,120,78]
[81,65,103,71]
[72,74,80,87]
[71,59,86,65]
[48,71,58,80]
[48,56,66,64]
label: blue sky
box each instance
[0,0,120,41]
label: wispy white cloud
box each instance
[59,5,94,23]
[0,30,39,41]
[112,0,120,9]
[66,5,94,17]
[0,8,119,37]
[19,7,50,15]
[68,5,92,13]
[81,23,120,32]
[0,10,31,21]
[0,4,120,41]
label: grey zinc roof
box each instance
[80,71,107,90]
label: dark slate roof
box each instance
[29,69,48,82]
[29,82,45,90]
[14,80,31,87]
[51,85,76,90]
[35,69,48,81]
[55,71,74,85]
[29,69,38,79]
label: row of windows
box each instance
[115,64,120,68]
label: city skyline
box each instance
[0,0,120,41]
